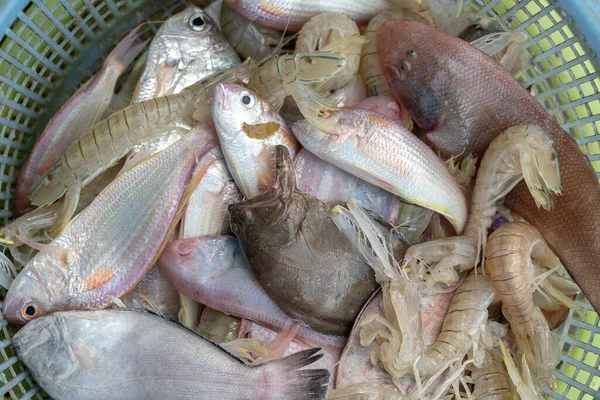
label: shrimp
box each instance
[485,221,575,384]
[417,271,503,378]
[403,124,562,288]
[498,339,542,399]
[331,201,423,382]
[220,2,283,61]
[469,347,512,400]
[471,31,530,76]
[29,62,256,213]
[296,13,362,94]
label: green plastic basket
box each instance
[0,0,599,398]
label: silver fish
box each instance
[2,124,217,325]
[212,83,299,198]
[12,309,330,399]
[132,6,240,103]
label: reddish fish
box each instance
[15,28,145,214]
[377,20,600,312]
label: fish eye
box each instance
[240,91,256,108]
[407,49,416,58]
[189,13,211,32]
[400,61,411,71]
[21,303,40,320]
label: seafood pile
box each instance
[1,1,597,399]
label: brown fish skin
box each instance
[377,19,600,312]
[229,146,378,336]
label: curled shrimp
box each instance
[403,124,562,288]
[220,3,283,61]
[296,13,362,94]
[486,221,577,384]
[248,46,357,110]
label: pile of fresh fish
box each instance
[1,1,597,399]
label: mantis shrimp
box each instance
[402,124,562,289]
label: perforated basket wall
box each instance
[0,0,599,399]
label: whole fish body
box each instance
[223,0,392,32]
[12,309,330,400]
[289,109,467,233]
[158,236,347,350]
[377,19,600,312]
[15,28,145,214]
[229,146,378,336]
[213,83,299,198]
[2,124,218,325]
[132,6,240,103]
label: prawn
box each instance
[28,62,255,215]
[296,13,363,94]
[220,2,283,61]
[403,124,562,288]
[331,201,423,382]
[486,221,578,384]
[469,347,512,400]
[416,270,503,378]
[249,37,364,111]
[471,31,531,76]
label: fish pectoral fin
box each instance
[71,340,100,372]
[82,266,116,292]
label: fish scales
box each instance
[12,309,330,400]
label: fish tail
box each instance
[259,348,330,399]
[104,25,147,74]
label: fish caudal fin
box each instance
[259,348,330,400]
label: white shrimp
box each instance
[403,125,561,289]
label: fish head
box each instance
[160,237,238,279]
[3,257,63,325]
[213,82,284,144]
[12,313,63,372]
[377,19,451,131]
[160,7,216,45]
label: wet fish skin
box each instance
[3,124,218,325]
[158,236,347,350]
[122,266,180,320]
[12,309,330,400]
[182,147,242,238]
[15,28,145,214]
[132,6,240,103]
[290,111,467,233]
[223,0,392,32]
[213,83,299,198]
[229,146,378,336]
[294,149,400,224]
[377,19,600,312]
